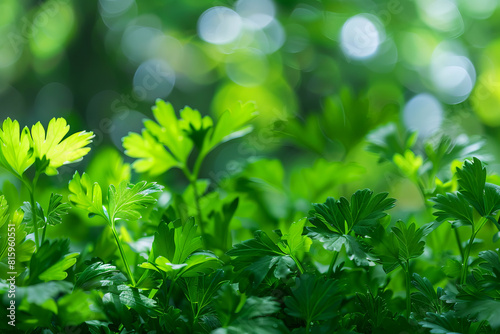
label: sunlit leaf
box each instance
[122,130,178,176]
[0,118,34,176]
[107,180,163,222]
[68,172,106,220]
[31,117,93,175]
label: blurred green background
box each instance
[1,0,500,242]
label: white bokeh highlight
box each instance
[418,0,464,36]
[99,0,135,16]
[403,94,444,138]
[133,59,175,102]
[121,26,163,62]
[340,14,383,60]
[236,0,275,29]
[429,44,476,104]
[460,0,497,19]
[198,7,243,45]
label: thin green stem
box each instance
[181,164,207,245]
[29,190,39,251]
[454,229,464,261]
[327,252,339,277]
[291,254,304,274]
[166,277,178,307]
[192,301,199,325]
[416,180,426,198]
[405,261,411,319]
[191,178,206,238]
[460,231,475,285]
[165,276,170,307]
[192,152,206,182]
[415,177,465,264]
[41,225,47,244]
[111,224,136,287]
[460,217,488,285]
[29,172,40,250]
[305,318,311,333]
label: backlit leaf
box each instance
[0,118,34,176]
[31,117,93,175]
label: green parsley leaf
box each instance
[27,239,78,284]
[366,123,417,163]
[374,221,432,273]
[107,180,163,222]
[0,118,34,176]
[31,117,94,175]
[23,193,71,228]
[75,261,127,290]
[140,218,222,280]
[213,284,287,334]
[308,189,395,266]
[284,274,342,324]
[123,99,256,176]
[227,230,299,291]
[122,130,178,176]
[69,172,162,224]
[202,101,257,156]
[456,157,487,215]
[68,172,106,220]
[431,192,474,228]
[0,206,36,278]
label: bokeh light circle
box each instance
[121,26,163,63]
[99,0,135,16]
[429,44,476,104]
[198,7,243,45]
[417,0,464,37]
[432,65,473,104]
[258,19,286,54]
[459,0,497,19]
[403,93,443,137]
[133,59,175,102]
[340,14,383,60]
[235,0,275,29]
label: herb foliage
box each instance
[1,105,500,333]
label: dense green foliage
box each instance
[1,101,500,333]
[2,0,500,333]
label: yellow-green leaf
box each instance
[0,118,34,176]
[31,118,94,175]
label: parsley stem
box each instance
[460,217,487,285]
[111,225,136,287]
[182,164,207,247]
[460,230,477,285]
[305,318,311,333]
[166,277,178,307]
[191,178,206,239]
[454,229,464,261]
[41,225,47,244]
[291,254,304,274]
[327,252,339,277]
[29,171,40,251]
[29,190,39,251]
